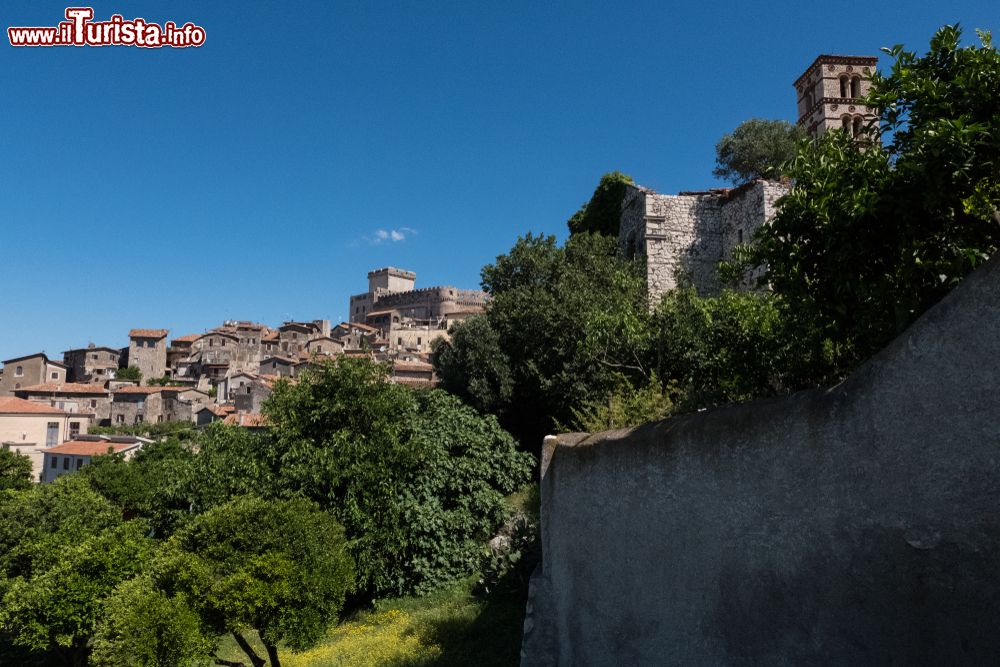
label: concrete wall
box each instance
[522,255,1000,666]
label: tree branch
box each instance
[214,659,247,667]
[265,642,282,667]
[232,632,267,667]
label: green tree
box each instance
[0,475,121,581]
[434,232,651,448]
[82,438,198,537]
[567,171,634,236]
[713,118,805,185]
[115,366,142,382]
[264,358,533,596]
[430,315,513,418]
[153,497,355,667]
[651,287,795,411]
[91,576,212,667]
[564,374,675,433]
[0,448,32,490]
[749,25,1000,372]
[0,521,154,667]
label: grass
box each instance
[216,575,527,667]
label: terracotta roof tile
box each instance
[44,440,141,456]
[129,329,168,339]
[393,361,434,372]
[223,413,269,427]
[15,383,109,395]
[113,386,188,395]
[171,334,200,344]
[0,397,68,414]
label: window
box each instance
[91,353,98,361]
[14,366,23,377]
[398,337,403,345]
[76,459,83,470]
[221,339,226,346]
[417,337,422,345]
[737,229,743,244]
[116,414,125,424]
[839,75,848,98]
[853,116,863,137]
[842,115,851,132]
[850,76,861,98]
[69,422,81,438]
[46,422,59,447]
[91,399,97,408]
[136,415,144,424]
[51,457,58,469]
[63,457,70,470]
[51,372,58,380]
[14,383,20,390]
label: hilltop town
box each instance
[0,267,487,480]
[0,53,881,485]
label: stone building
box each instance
[0,353,68,396]
[63,345,121,384]
[110,386,209,425]
[127,329,169,382]
[14,382,111,426]
[795,54,878,138]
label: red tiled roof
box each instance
[44,440,139,456]
[261,356,295,364]
[199,331,239,341]
[113,386,187,395]
[393,361,434,372]
[392,377,437,388]
[129,329,168,339]
[262,331,279,341]
[15,383,108,395]
[223,413,269,427]
[171,334,200,344]
[0,397,68,415]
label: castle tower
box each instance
[794,55,878,138]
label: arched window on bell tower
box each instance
[852,116,864,137]
[850,75,861,98]
[839,75,849,98]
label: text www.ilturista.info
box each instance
[8,7,205,48]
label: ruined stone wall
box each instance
[620,181,788,301]
[521,256,1000,666]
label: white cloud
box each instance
[365,227,417,245]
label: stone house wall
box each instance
[128,337,167,382]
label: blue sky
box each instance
[1,0,995,360]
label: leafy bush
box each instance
[264,358,535,597]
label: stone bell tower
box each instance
[794,55,878,138]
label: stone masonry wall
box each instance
[620,181,789,303]
[521,255,1000,666]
